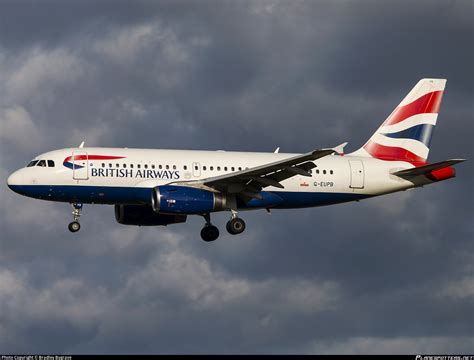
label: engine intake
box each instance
[114,204,187,226]
[151,185,229,214]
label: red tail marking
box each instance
[363,140,425,163]
[427,166,456,181]
[383,91,443,126]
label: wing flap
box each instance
[169,149,335,196]
[202,149,334,191]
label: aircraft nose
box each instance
[7,169,24,191]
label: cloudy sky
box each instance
[0,0,473,354]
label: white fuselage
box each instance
[7,147,416,209]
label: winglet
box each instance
[332,142,348,155]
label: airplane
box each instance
[7,78,465,242]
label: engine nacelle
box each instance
[114,204,187,226]
[151,185,229,214]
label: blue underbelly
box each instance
[237,191,369,209]
[9,184,370,208]
[268,191,370,208]
[8,185,152,205]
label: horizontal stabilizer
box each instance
[392,159,466,178]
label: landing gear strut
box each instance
[199,211,246,241]
[226,210,246,235]
[68,203,83,233]
[200,213,219,242]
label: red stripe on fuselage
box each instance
[363,140,425,163]
[64,155,125,162]
[383,91,443,126]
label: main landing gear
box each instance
[200,211,246,242]
[226,210,246,235]
[68,203,83,233]
[200,213,220,242]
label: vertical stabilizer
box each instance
[351,78,446,163]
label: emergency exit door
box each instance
[349,160,364,189]
[192,162,201,177]
[72,151,89,180]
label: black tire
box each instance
[68,221,80,233]
[226,218,246,235]
[201,225,219,242]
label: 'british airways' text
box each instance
[91,168,180,179]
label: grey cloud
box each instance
[0,0,473,354]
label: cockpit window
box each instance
[47,160,55,167]
[27,160,38,167]
[37,160,46,167]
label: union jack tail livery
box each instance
[355,78,446,164]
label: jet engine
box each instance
[151,185,229,214]
[114,204,187,226]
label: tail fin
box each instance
[352,78,446,163]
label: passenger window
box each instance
[152,165,155,169]
[330,170,333,175]
[217,166,221,171]
[123,164,127,168]
[159,165,162,169]
[231,167,235,171]
[173,165,176,170]
[102,163,105,168]
[37,160,46,167]
[238,167,242,171]
[203,166,207,171]
[47,160,55,167]
[137,164,141,169]
[183,165,187,170]
[144,164,148,169]
[224,167,228,171]
[210,166,214,171]
[27,160,38,167]
[116,163,120,168]
[323,170,326,174]
[109,163,112,168]
[316,169,319,174]
[130,164,134,168]
[194,165,198,170]
[166,165,169,170]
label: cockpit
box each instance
[26,160,55,167]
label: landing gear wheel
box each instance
[68,221,81,233]
[68,203,83,233]
[201,225,219,242]
[226,218,246,235]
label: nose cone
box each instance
[7,169,24,193]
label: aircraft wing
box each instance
[171,149,336,200]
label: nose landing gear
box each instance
[68,203,83,233]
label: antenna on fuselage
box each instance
[274,147,280,153]
[79,141,85,148]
